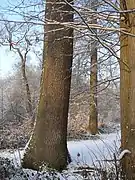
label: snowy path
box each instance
[0,132,120,167]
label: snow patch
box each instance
[118,149,131,160]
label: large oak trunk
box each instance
[22,0,73,171]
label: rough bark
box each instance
[22,0,73,171]
[88,0,98,135]
[120,0,135,179]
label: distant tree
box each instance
[0,80,5,123]
[22,0,73,171]
[17,46,33,121]
[4,66,40,122]
[88,0,98,135]
[4,24,34,122]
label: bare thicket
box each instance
[0,0,121,133]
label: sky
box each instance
[0,0,22,77]
[0,1,14,76]
[0,0,119,77]
[0,46,40,77]
[0,47,18,77]
[0,0,42,77]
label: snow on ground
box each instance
[0,131,121,179]
[0,131,120,167]
[68,131,121,167]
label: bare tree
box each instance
[3,23,39,123]
[88,0,98,135]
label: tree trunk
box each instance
[17,47,33,121]
[76,57,81,87]
[120,0,135,179]
[1,84,4,122]
[88,0,98,135]
[21,62,33,119]
[22,0,73,171]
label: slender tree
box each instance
[120,0,135,179]
[88,0,98,135]
[0,80,4,122]
[17,47,33,120]
[4,24,33,121]
[22,0,73,171]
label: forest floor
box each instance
[0,130,121,179]
[0,118,120,149]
